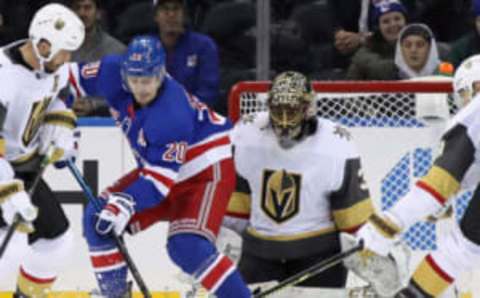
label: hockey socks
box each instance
[167,234,251,298]
[89,247,129,298]
[16,267,56,298]
[195,253,251,297]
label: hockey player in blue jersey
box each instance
[70,36,251,297]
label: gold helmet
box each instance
[267,71,313,148]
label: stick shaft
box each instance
[255,243,363,297]
[66,159,151,298]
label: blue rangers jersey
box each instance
[68,55,232,211]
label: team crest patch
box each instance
[137,129,147,147]
[261,169,301,223]
[81,61,101,79]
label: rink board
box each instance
[1,118,479,296]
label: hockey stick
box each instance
[253,241,364,298]
[66,159,151,298]
[0,148,52,258]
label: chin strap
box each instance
[30,39,50,77]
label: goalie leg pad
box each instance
[17,228,74,297]
[167,233,250,298]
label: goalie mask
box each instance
[267,71,313,148]
[453,54,480,107]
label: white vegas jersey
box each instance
[440,92,480,191]
[0,41,72,162]
[231,112,373,238]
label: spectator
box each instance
[394,23,453,79]
[328,0,372,68]
[154,0,220,108]
[346,0,407,80]
[0,0,29,44]
[447,0,480,68]
[69,0,126,116]
[201,1,255,115]
[402,0,472,43]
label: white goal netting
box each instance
[227,79,472,255]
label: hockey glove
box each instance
[0,179,38,233]
[355,213,402,257]
[96,193,135,236]
[341,233,410,296]
[38,111,78,169]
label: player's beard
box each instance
[44,61,61,74]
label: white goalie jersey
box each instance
[0,41,76,178]
[226,112,374,247]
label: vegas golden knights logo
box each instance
[22,97,53,146]
[261,169,301,223]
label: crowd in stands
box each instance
[0,0,476,116]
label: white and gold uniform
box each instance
[0,41,77,289]
[0,41,75,164]
[386,94,480,297]
[226,112,374,287]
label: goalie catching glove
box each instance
[0,179,38,233]
[96,193,135,236]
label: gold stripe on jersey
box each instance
[418,166,460,205]
[412,255,453,296]
[44,110,77,129]
[0,138,5,156]
[369,213,402,238]
[246,225,336,241]
[227,192,251,218]
[333,198,374,232]
[0,180,24,204]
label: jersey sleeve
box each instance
[0,71,18,181]
[415,123,475,205]
[67,55,124,106]
[328,127,375,233]
[226,172,251,219]
[67,61,100,99]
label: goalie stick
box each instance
[0,146,53,259]
[66,159,151,298]
[253,241,364,298]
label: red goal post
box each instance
[228,80,454,123]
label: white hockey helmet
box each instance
[29,3,85,63]
[453,54,480,107]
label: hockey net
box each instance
[227,79,473,259]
